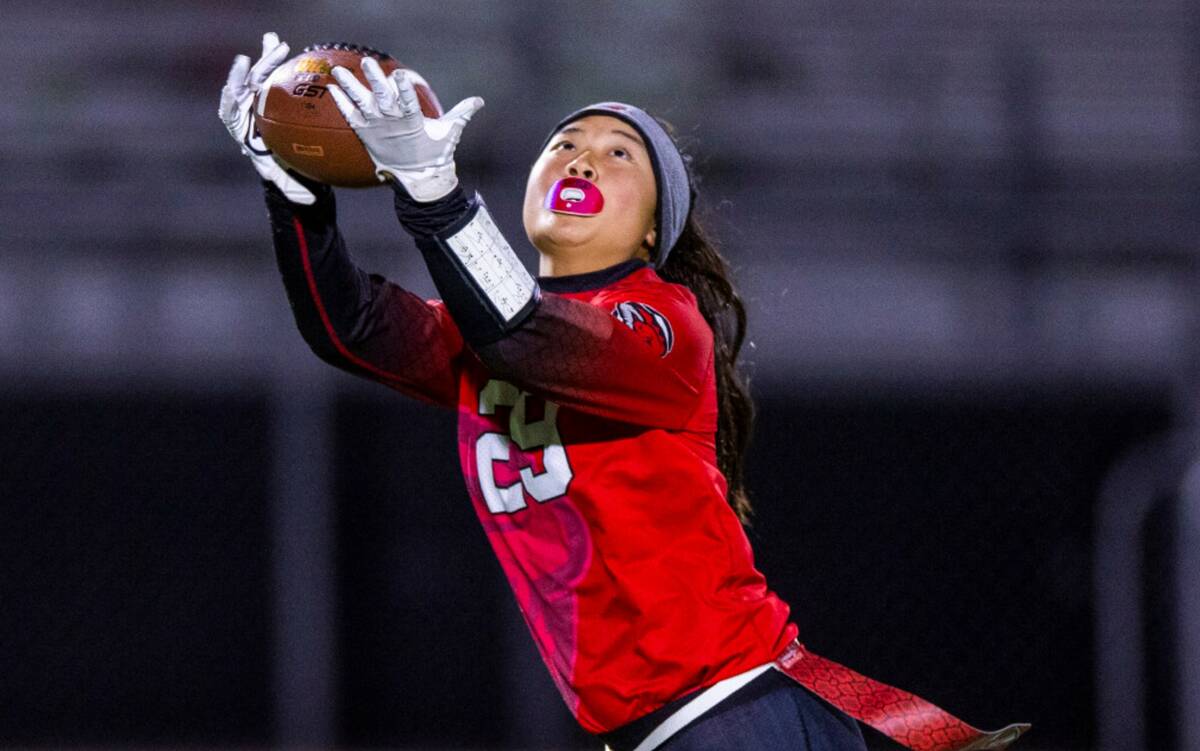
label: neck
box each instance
[537,258,648,292]
[538,246,652,277]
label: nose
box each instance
[566,151,597,181]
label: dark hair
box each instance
[657,198,756,523]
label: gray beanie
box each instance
[541,102,691,265]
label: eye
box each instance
[552,140,575,152]
[611,148,630,160]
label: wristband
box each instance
[415,194,539,345]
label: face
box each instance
[523,115,658,272]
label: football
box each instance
[254,42,443,187]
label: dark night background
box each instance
[3,1,1197,749]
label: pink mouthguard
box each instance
[544,177,604,216]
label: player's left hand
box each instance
[218,32,317,205]
[328,57,484,202]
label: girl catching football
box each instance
[220,32,1025,751]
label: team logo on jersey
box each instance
[611,301,675,357]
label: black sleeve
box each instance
[266,178,464,408]
[391,181,471,237]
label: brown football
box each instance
[254,42,443,187]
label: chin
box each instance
[532,213,598,251]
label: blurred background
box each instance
[2,1,1198,749]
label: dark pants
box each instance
[660,669,868,750]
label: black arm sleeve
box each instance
[391,181,471,237]
[266,178,464,407]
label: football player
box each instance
[220,33,1026,751]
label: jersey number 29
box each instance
[476,380,574,514]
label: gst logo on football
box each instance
[294,57,332,75]
[292,83,328,98]
[292,143,325,156]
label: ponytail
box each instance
[657,205,755,523]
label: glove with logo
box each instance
[218,32,316,205]
[328,58,484,202]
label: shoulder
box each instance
[592,267,710,358]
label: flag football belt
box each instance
[609,640,1029,751]
[773,641,1030,751]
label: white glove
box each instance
[328,57,484,202]
[219,32,316,205]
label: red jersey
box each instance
[268,187,797,734]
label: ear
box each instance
[643,226,657,251]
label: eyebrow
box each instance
[558,125,646,148]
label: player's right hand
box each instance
[219,32,316,205]
[327,57,484,202]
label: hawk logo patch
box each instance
[611,301,675,357]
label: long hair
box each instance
[657,195,756,523]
